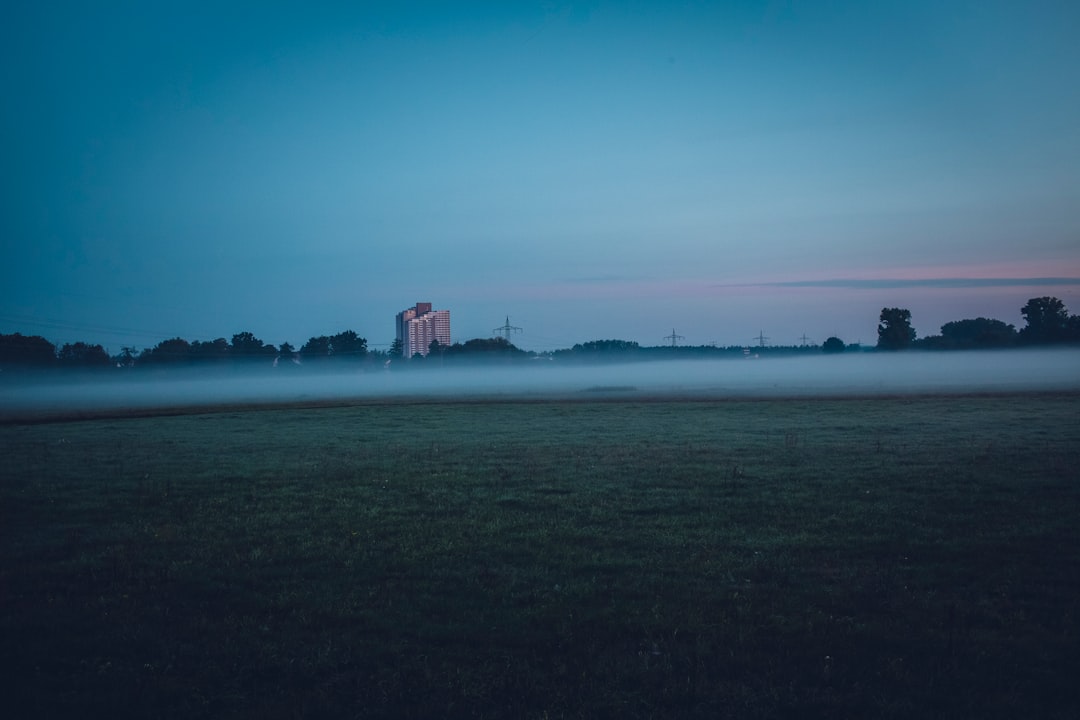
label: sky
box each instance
[3,0,1079,353]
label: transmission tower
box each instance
[753,330,770,348]
[664,328,685,348]
[493,316,522,343]
[799,333,812,347]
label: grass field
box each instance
[2,393,1079,718]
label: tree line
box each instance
[0,330,379,371]
[2,296,1078,372]
[874,296,1080,351]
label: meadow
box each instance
[2,392,1079,718]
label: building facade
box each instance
[396,302,451,358]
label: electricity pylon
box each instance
[493,316,522,343]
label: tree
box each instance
[0,333,56,368]
[448,337,524,355]
[57,342,111,368]
[938,318,1017,349]
[140,337,192,365]
[1070,314,1080,341]
[115,346,138,368]
[822,337,845,354]
[300,335,332,360]
[436,337,528,364]
[330,330,367,359]
[460,338,509,354]
[388,338,403,359]
[231,331,276,361]
[299,331,367,362]
[276,342,297,366]
[1019,297,1071,344]
[190,338,231,363]
[877,308,916,350]
[575,339,640,354]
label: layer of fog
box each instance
[2,349,1079,418]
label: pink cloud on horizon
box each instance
[730,258,1080,286]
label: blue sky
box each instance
[3,1,1079,352]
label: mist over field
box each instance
[2,348,1078,418]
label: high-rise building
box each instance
[396,302,451,358]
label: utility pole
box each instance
[493,316,522,343]
[664,328,685,348]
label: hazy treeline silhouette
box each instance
[2,296,1079,372]
[878,296,1080,351]
[0,330,382,372]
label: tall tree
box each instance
[877,308,916,350]
[1019,297,1071,344]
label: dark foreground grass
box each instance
[1,394,1079,719]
